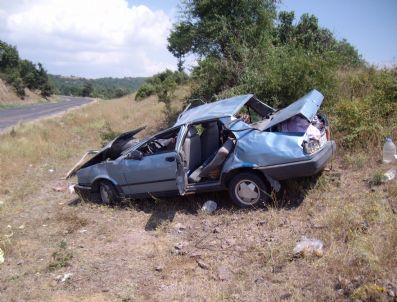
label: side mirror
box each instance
[128,150,143,160]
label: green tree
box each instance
[168,22,193,71]
[81,81,93,97]
[0,41,20,72]
[168,2,363,104]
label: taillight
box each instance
[303,140,321,154]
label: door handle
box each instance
[165,156,175,162]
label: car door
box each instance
[120,126,186,196]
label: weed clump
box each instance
[369,170,385,186]
[48,240,73,271]
[99,122,121,147]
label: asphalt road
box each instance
[0,97,94,131]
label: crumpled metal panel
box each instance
[174,94,253,126]
[263,89,323,130]
[222,119,308,173]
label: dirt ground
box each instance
[0,91,396,301]
[1,161,396,301]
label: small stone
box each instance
[18,225,25,229]
[213,227,220,233]
[387,290,395,297]
[102,288,109,292]
[217,266,232,281]
[155,265,163,272]
[52,186,65,192]
[196,259,209,270]
[173,223,186,233]
[49,169,54,173]
[280,292,291,300]
[174,243,183,250]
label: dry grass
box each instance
[0,85,396,301]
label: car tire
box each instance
[228,172,269,208]
[99,180,120,204]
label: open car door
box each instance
[175,125,188,195]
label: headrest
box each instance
[186,126,198,138]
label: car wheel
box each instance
[228,172,269,208]
[99,180,120,204]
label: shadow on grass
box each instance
[124,191,234,231]
[69,174,324,230]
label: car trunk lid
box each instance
[255,89,324,131]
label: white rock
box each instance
[0,248,4,264]
[61,273,73,282]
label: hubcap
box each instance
[235,179,260,205]
[100,185,110,204]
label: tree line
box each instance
[49,75,147,99]
[167,0,364,107]
[0,40,52,98]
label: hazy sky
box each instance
[0,0,395,78]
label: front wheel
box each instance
[99,180,120,204]
[228,172,269,208]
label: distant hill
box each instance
[49,75,147,99]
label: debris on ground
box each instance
[196,258,209,270]
[52,186,66,192]
[0,200,4,207]
[173,242,188,255]
[293,237,324,258]
[173,222,186,233]
[155,265,164,272]
[55,272,73,282]
[0,248,4,264]
[384,169,396,182]
[201,200,217,214]
[68,184,75,194]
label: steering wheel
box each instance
[153,140,164,149]
[147,140,164,154]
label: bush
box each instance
[135,83,156,101]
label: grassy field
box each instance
[0,87,396,301]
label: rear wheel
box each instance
[99,180,120,204]
[228,172,269,208]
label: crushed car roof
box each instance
[174,94,254,126]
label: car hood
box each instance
[65,126,145,179]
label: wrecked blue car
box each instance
[67,89,335,208]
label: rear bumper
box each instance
[257,141,336,180]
